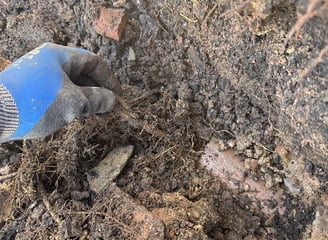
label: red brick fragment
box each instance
[93,8,127,41]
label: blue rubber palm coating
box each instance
[0,43,88,140]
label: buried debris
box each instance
[200,140,285,216]
[87,145,134,193]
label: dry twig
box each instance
[201,3,218,29]
[300,44,328,78]
[65,210,140,240]
[180,12,198,23]
[0,172,17,182]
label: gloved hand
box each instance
[0,42,121,142]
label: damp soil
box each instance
[0,0,327,239]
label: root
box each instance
[0,172,17,182]
[284,0,327,49]
[116,96,166,138]
[300,44,328,78]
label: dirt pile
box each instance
[0,0,327,239]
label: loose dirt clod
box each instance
[90,183,165,240]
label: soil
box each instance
[0,0,327,239]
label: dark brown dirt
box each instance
[0,0,327,239]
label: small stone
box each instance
[274,175,283,184]
[254,145,263,158]
[87,145,134,193]
[207,99,215,109]
[193,224,203,231]
[286,46,295,54]
[177,35,183,45]
[244,149,253,158]
[94,8,127,41]
[128,47,136,61]
[264,173,273,188]
[227,139,236,148]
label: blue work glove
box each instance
[0,43,121,142]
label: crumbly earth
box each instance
[0,0,327,239]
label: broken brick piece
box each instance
[93,7,127,41]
